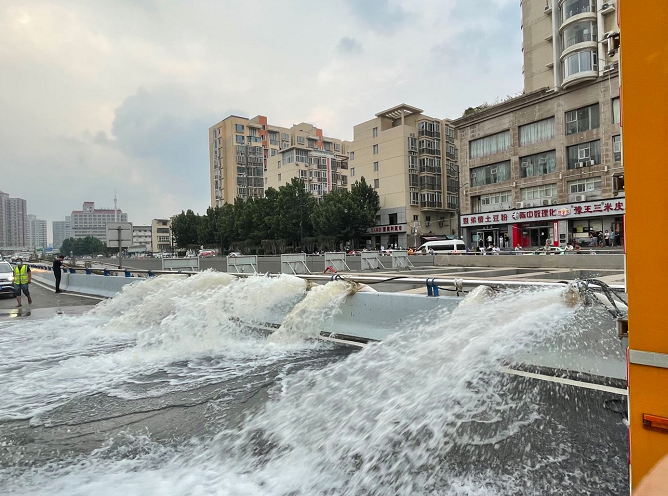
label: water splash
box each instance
[0,272,344,422]
[1,285,625,496]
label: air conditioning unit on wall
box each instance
[574,194,587,202]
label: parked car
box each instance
[198,250,216,258]
[0,262,15,297]
[227,252,242,258]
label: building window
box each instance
[277,161,281,169]
[469,130,511,159]
[236,135,245,144]
[389,213,397,225]
[519,117,555,146]
[297,136,305,145]
[350,151,355,160]
[296,149,309,163]
[475,191,512,212]
[470,161,511,187]
[562,20,597,49]
[521,184,558,201]
[278,173,282,181]
[408,155,418,170]
[271,149,277,156]
[282,150,294,164]
[408,137,417,151]
[612,135,621,162]
[413,215,419,221]
[373,144,379,155]
[373,161,379,172]
[566,103,600,135]
[561,0,594,22]
[567,140,601,169]
[568,177,602,194]
[372,127,378,138]
[236,124,244,133]
[324,142,331,151]
[282,133,289,140]
[520,150,557,178]
[612,98,620,124]
[562,50,597,80]
[374,178,379,189]
[410,191,419,206]
[350,167,355,177]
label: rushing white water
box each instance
[1,283,623,496]
[0,272,334,423]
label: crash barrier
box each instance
[391,250,414,269]
[324,252,350,272]
[280,254,311,275]
[162,257,200,271]
[30,268,140,298]
[360,252,386,271]
[227,255,258,274]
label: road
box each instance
[0,281,100,321]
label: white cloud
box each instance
[0,0,522,241]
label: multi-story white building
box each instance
[27,214,47,250]
[70,202,128,243]
[132,225,152,252]
[52,218,71,251]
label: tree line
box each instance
[60,236,108,256]
[171,178,380,254]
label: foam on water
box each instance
[1,285,615,495]
[0,272,332,422]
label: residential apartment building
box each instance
[151,219,171,254]
[52,219,71,251]
[209,115,349,206]
[453,75,622,248]
[27,214,47,250]
[132,225,152,252]
[71,202,128,242]
[265,122,349,198]
[522,0,619,92]
[0,192,29,249]
[348,104,459,249]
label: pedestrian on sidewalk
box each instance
[53,255,66,293]
[13,258,32,307]
[604,230,610,246]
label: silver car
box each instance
[0,262,15,296]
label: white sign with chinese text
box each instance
[460,198,626,227]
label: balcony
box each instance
[420,201,443,209]
[418,129,439,138]
[419,148,440,156]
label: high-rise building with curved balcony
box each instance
[522,0,619,92]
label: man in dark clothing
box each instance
[53,255,65,293]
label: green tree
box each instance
[172,209,200,248]
[276,178,315,249]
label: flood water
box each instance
[0,272,628,495]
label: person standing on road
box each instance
[13,258,32,307]
[53,255,65,293]
[604,230,610,246]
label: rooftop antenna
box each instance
[114,191,118,222]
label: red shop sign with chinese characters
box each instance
[460,198,625,227]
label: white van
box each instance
[417,240,467,253]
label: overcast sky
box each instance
[1,0,522,240]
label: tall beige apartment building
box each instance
[265,122,349,199]
[209,115,348,207]
[522,0,619,92]
[348,105,459,249]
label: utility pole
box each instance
[117,226,122,269]
[114,191,118,222]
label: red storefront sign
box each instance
[460,199,625,227]
[367,224,407,234]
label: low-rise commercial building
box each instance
[453,74,622,248]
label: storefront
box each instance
[460,198,626,248]
[366,224,408,249]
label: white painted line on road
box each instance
[502,367,627,396]
[30,280,105,301]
